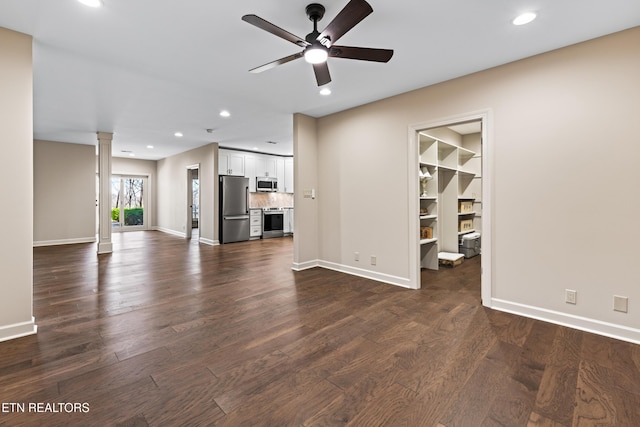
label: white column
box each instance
[97,132,113,254]
[0,27,37,342]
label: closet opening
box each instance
[409,111,491,306]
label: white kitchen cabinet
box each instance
[255,155,277,178]
[219,149,293,193]
[276,158,285,192]
[244,155,256,192]
[284,158,294,194]
[276,157,294,193]
[283,208,294,235]
[289,208,294,234]
[219,149,245,176]
[249,209,262,239]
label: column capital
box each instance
[96,131,113,142]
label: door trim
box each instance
[111,175,149,232]
[186,164,200,240]
[407,109,492,307]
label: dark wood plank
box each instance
[0,231,634,425]
[533,327,583,425]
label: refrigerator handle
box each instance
[245,186,249,214]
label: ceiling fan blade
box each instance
[329,45,394,62]
[249,52,304,73]
[312,62,331,86]
[242,14,309,48]
[317,0,373,46]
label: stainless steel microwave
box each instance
[256,176,278,192]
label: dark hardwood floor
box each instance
[1,231,639,426]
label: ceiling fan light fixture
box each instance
[304,45,328,64]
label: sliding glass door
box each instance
[111,176,147,231]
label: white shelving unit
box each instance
[418,126,482,270]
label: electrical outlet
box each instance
[354,252,359,262]
[565,289,577,304]
[371,255,377,266]
[613,295,628,313]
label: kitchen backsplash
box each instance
[249,192,294,208]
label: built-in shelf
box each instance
[418,125,482,271]
[420,215,437,220]
[438,164,458,173]
[420,238,438,245]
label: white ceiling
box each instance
[1,1,639,160]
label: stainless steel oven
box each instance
[262,208,284,238]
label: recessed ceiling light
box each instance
[253,147,260,151]
[513,12,537,26]
[129,153,135,157]
[320,87,332,96]
[174,132,183,137]
[147,145,154,149]
[220,110,231,118]
[78,0,103,7]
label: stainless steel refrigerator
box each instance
[219,176,250,244]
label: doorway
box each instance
[186,165,200,240]
[111,175,148,231]
[409,110,491,305]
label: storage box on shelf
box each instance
[459,219,474,233]
[459,232,481,258]
[459,200,474,213]
[420,226,433,240]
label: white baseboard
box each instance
[97,241,113,254]
[0,317,37,343]
[33,237,96,247]
[491,298,640,345]
[291,259,414,289]
[199,238,219,246]
[291,259,320,271]
[319,260,414,289]
[153,226,186,238]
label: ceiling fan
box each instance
[241,0,394,86]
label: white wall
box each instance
[34,140,96,246]
[296,27,640,343]
[0,27,36,341]
[157,143,217,244]
[292,114,319,269]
